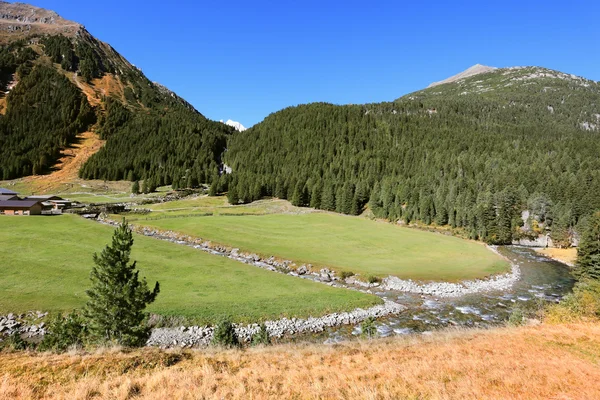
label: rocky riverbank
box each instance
[382,246,521,297]
[0,312,47,340]
[147,300,405,348]
[381,263,521,298]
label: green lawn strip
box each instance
[137,213,509,281]
[0,215,379,324]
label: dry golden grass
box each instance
[2,323,600,399]
[536,248,577,266]
[18,131,105,194]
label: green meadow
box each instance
[0,215,379,323]
[136,211,509,281]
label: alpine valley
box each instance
[2,2,600,399]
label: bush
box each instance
[212,319,240,348]
[367,275,381,284]
[507,306,525,326]
[0,332,28,351]
[39,311,88,352]
[361,317,376,339]
[339,271,355,280]
[251,323,270,346]
[546,279,600,323]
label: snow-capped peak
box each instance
[220,119,246,132]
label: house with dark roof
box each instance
[0,188,18,196]
[0,194,19,201]
[0,200,43,215]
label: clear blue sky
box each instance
[30,0,600,127]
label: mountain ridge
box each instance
[0,1,234,186]
[427,64,497,88]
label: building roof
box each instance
[0,200,42,209]
[0,195,18,201]
[0,188,18,195]
[25,195,62,201]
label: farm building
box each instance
[0,200,43,215]
[0,187,18,196]
[0,194,19,201]
[0,190,75,215]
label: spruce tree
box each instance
[141,179,149,194]
[85,220,160,346]
[321,184,336,211]
[576,212,600,280]
[131,180,140,195]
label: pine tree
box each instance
[321,183,336,211]
[141,179,149,194]
[309,182,322,209]
[291,181,306,207]
[84,220,160,346]
[227,186,239,205]
[131,180,140,195]
[576,212,600,280]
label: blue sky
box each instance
[30,1,600,127]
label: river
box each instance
[322,246,575,343]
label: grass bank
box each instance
[135,212,509,281]
[0,215,379,323]
[2,323,599,399]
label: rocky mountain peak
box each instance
[428,64,497,88]
[0,1,81,42]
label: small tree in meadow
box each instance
[84,220,160,346]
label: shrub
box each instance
[212,319,240,348]
[546,279,600,323]
[39,311,88,352]
[367,275,381,284]
[251,324,270,346]
[339,271,355,280]
[0,332,28,351]
[507,306,525,326]
[361,317,376,339]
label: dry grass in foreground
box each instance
[2,323,600,399]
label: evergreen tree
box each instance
[309,183,322,209]
[576,212,600,280]
[131,180,140,195]
[321,183,336,211]
[84,220,160,346]
[291,181,306,207]
[227,186,239,205]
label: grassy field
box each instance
[0,215,379,323]
[136,197,306,218]
[2,323,600,399]
[135,212,509,281]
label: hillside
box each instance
[0,2,233,186]
[224,65,600,245]
[2,322,600,399]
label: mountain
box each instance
[224,66,600,245]
[0,1,233,186]
[221,119,247,132]
[427,64,496,88]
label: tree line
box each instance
[223,70,600,245]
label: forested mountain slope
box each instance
[224,66,600,245]
[0,2,233,184]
